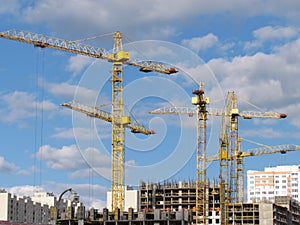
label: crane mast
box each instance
[228,92,239,204]
[0,29,177,213]
[192,82,209,225]
[218,93,231,225]
[149,82,210,224]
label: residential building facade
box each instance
[247,165,300,203]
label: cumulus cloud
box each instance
[6,183,108,209]
[42,80,99,101]
[52,124,111,140]
[253,26,298,42]
[0,156,18,173]
[13,0,300,41]
[241,128,284,139]
[0,91,57,123]
[35,144,86,170]
[7,185,44,197]
[182,33,219,53]
[0,0,20,14]
[245,26,299,51]
[0,156,32,176]
[35,145,111,179]
[66,55,94,76]
[204,37,300,132]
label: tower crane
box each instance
[206,141,300,200]
[0,29,177,213]
[150,91,286,225]
[150,82,210,225]
[192,82,210,225]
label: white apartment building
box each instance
[0,190,85,223]
[247,165,300,203]
[0,191,50,224]
[107,186,139,212]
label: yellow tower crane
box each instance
[150,90,286,225]
[212,91,287,225]
[207,140,300,199]
[222,91,287,205]
[0,29,177,213]
[192,82,210,225]
[150,82,210,225]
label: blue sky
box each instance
[0,0,300,209]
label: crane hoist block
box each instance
[108,51,130,62]
[121,116,131,125]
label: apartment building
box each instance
[247,165,300,203]
[0,191,50,224]
[0,190,85,224]
[107,186,139,212]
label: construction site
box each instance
[0,29,300,225]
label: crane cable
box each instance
[33,47,45,190]
[74,32,115,43]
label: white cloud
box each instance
[0,156,33,176]
[0,0,20,14]
[182,33,219,53]
[43,80,98,101]
[66,55,94,75]
[205,37,300,129]
[35,144,86,171]
[52,124,111,140]
[245,26,299,51]
[0,91,57,123]
[15,0,300,41]
[35,145,111,175]
[253,26,298,42]
[52,127,95,140]
[241,127,284,139]
[0,156,18,173]
[7,185,45,197]
[6,183,108,209]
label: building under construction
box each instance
[90,182,300,225]
[139,181,220,224]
